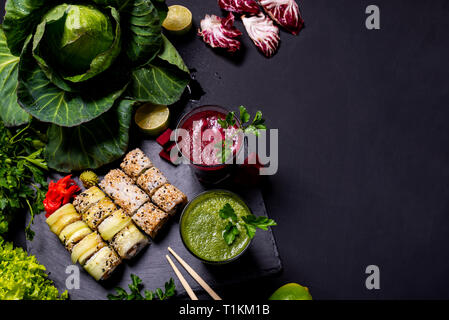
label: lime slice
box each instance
[135,103,170,136]
[162,5,192,35]
[268,283,313,300]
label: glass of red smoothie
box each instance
[175,105,243,184]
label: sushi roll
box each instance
[84,246,121,281]
[73,186,106,214]
[71,232,107,265]
[151,184,188,215]
[83,197,117,230]
[120,148,153,181]
[58,220,92,251]
[99,169,149,215]
[97,209,132,241]
[111,224,149,259]
[46,204,82,236]
[132,202,170,238]
[136,167,168,196]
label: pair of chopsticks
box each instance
[166,247,222,300]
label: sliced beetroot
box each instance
[218,0,260,14]
[242,13,280,58]
[258,0,304,35]
[156,128,173,148]
[198,13,242,53]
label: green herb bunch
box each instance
[108,274,176,300]
[0,122,48,240]
[219,203,277,245]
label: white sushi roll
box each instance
[73,186,106,214]
[120,148,153,181]
[99,169,149,215]
[151,184,188,215]
[132,202,170,238]
[97,209,132,241]
[110,224,149,260]
[136,167,168,196]
[84,246,121,281]
[83,197,117,230]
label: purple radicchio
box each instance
[242,13,280,58]
[198,13,242,52]
[258,0,304,35]
[218,0,260,14]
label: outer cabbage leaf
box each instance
[128,36,189,105]
[3,0,48,55]
[45,99,135,172]
[150,0,169,22]
[0,28,30,127]
[0,237,68,300]
[122,0,163,65]
[17,37,128,127]
[32,5,122,84]
[92,0,132,11]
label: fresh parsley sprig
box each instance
[218,203,277,245]
[107,274,176,300]
[217,106,267,136]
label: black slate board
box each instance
[26,139,281,300]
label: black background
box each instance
[3,0,449,299]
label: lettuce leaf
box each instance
[0,237,67,300]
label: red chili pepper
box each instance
[44,175,80,217]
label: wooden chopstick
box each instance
[166,255,198,300]
[168,247,222,300]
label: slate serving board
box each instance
[26,139,282,300]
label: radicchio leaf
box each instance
[259,0,304,35]
[242,13,280,58]
[218,0,260,14]
[198,13,242,53]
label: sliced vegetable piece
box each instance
[110,223,149,259]
[65,227,92,251]
[97,209,132,241]
[71,232,106,265]
[242,13,280,58]
[58,220,89,243]
[46,203,78,228]
[50,212,81,236]
[258,0,304,35]
[84,246,121,281]
[162,5,192,35]
[198,13,242,53]
[218,0,260,14]
[135,103,170,136]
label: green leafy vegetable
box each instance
[0,122,48,240]
[219,106,267,136]
[45,99,135,172]
[0,28,31,127]
[107,274,175,300]
[0,237,68,300]
[1,0,189,172]
[218,202,277,245]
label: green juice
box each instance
[180,190,251,263]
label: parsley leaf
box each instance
[219,203,238,222]
[107,274,176,300]
[223,221,240,245]
[239,106,251,124]
[241,215,277,239]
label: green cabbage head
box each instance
[0,0,190,172]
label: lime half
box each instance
[135,103,170,137]
[162,5,192,35]
[268,283,313,300]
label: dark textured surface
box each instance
[4,0,449,299]
[26,140,281,300]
